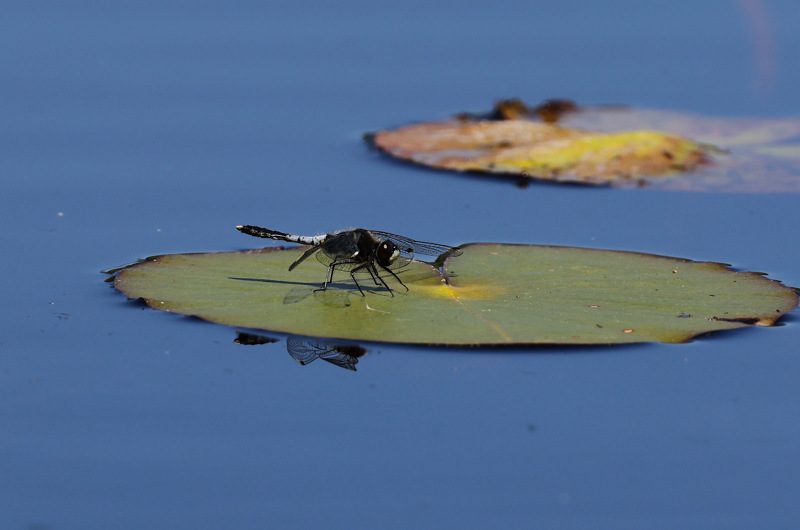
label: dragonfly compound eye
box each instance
[376,240,400,266]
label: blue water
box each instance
[3,2,800,528]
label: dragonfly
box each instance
[236,225,462,296]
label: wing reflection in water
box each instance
[286,336,366,371]
[234,332,367,371]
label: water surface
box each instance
[2,2,800,528]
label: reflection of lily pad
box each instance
[110,244,797,346]
[371,99,800,192]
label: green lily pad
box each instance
[111,243,797,345]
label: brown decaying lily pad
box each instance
[372,99,800,192]
[375,120,708,185]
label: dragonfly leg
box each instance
[317,258,369,296]
[347,262,370,297]
[313,262,338,293]
[364,264,383,286]
[377,262,409,292]
[363,262,395,297]
[289,245,321,271]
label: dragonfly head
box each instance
[375,240,401,266]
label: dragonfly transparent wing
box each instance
[370,231,463,268]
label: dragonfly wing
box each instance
[369,231,462,268]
